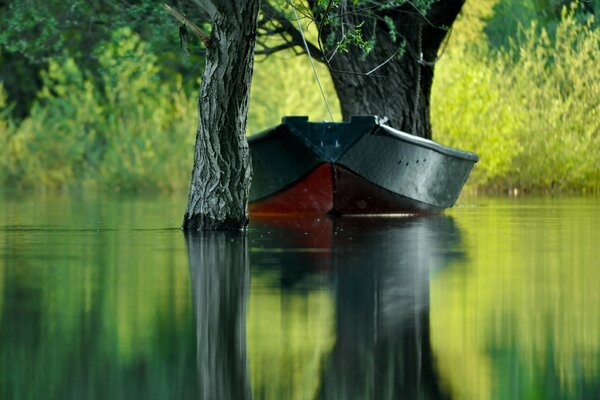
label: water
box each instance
[1,192,599,399]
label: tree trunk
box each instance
[320,1,465,139]
[183,1,259,230]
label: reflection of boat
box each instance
[248,116,478,216]
[249,215,464,399]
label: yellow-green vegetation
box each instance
[432,198,600,399]
[248,7,341,133]
[249,54,341,134]
[1,28,197,191]
[433,5,600,192]
[0,86,10,186]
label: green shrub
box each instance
[0,85,13,183]
[1,28,196,191]
[2,6,598,193]
[433,6,600,192]
[248,53,341,134]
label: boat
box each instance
[248,116,478,216]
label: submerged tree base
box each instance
[182,213,249,231]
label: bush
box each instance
[1,28,197,191]
[0,85,13,184]
[433,5,600,192]
[1,6,598,193]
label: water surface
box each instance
[1,192,599,399]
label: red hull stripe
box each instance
[249,163,440,216]
[249,164,334,216]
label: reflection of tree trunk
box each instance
[182,1,259,230]
[185,231,252,400]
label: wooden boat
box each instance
[248,116,478,216]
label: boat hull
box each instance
[249,163,441,216]
[248,116,478,216]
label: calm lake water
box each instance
[1,192,599,399]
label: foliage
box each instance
[0,0,205,118]
[0,29,197,191]
[484,0,600,49]
[0,0,204,66]
[0,28,343,191]
[271,0,437,58]
[248,52,341,133]
[433,5,600,192]
[0,86,12,184]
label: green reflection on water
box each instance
[247,272,335,400]
[433,197,600,399]
[0,193,599,399]
[0,192,198,399]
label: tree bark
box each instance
[317,1,466,139]
[183,1,259,230]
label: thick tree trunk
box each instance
[320,1,465,139]
[183,1,259,230]
[328,40,434,139]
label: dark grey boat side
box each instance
[248,116,478,212]
[338,123,478,209]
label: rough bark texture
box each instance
[183,1,259,230]
[316,1,466,139]
[186,231,251,400]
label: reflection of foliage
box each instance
[2,194,600,398]
[247,270,335,399]
[433,5,600,192]
[432,198,600,399]
[0,193,197,399]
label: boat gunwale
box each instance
[376,124,479,162]
[247,117,480,163]
[247,124,286,144]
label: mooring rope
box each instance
[292,2,335,121]
[412,24,423,135]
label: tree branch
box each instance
[260,2,325,62]
[163,3,211,48]
[255,41,299,56]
